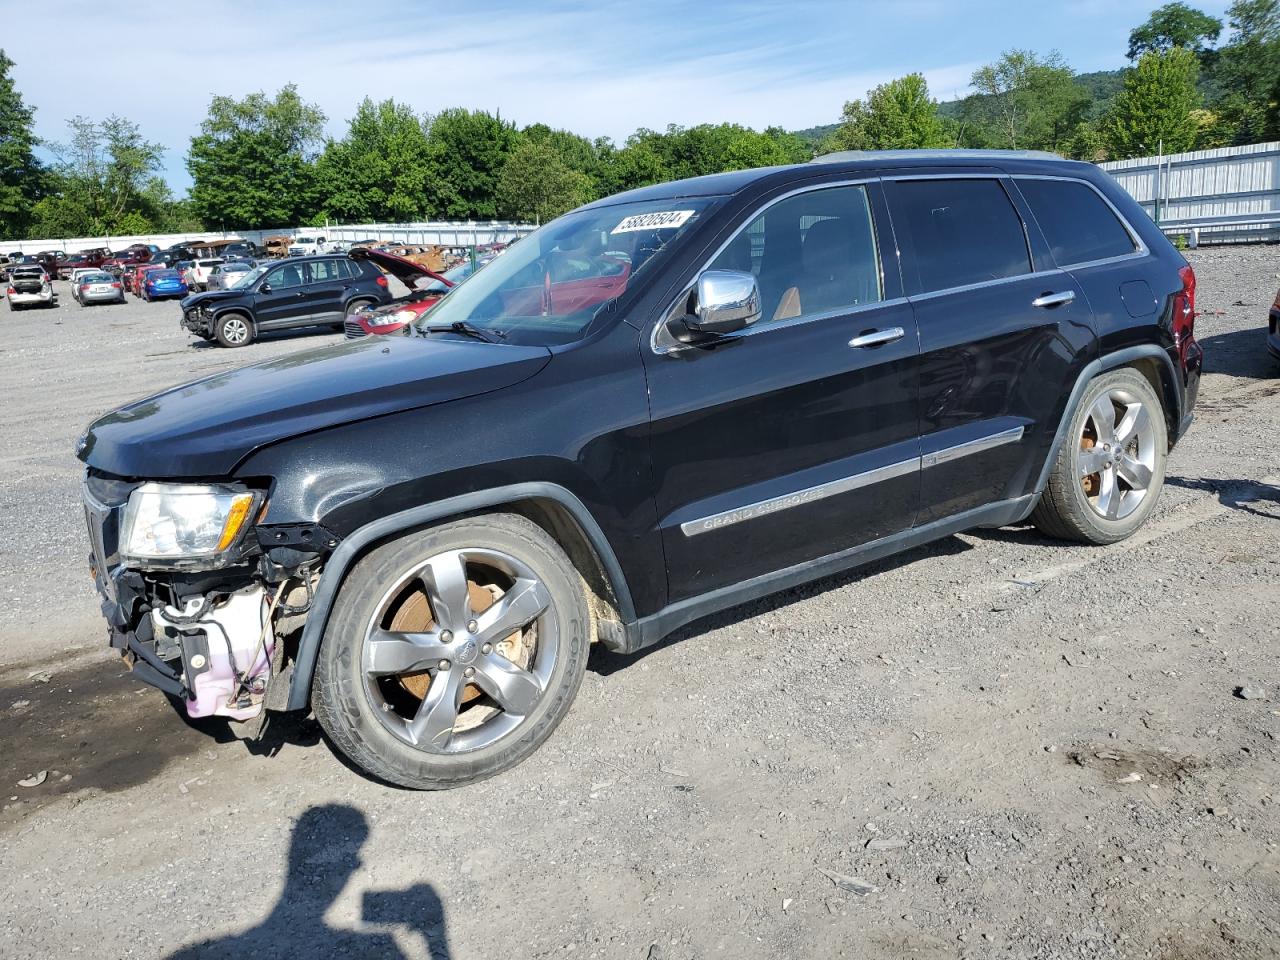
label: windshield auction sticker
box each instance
[611,210,695,234]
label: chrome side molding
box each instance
[681,426,1026,537]
[680,458,918,537]
[921,426,1024,469]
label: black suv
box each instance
[179,255,392,346]
[79,150,1201,789]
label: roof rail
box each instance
[812,148,1064,164]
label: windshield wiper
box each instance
[421,320,504,343]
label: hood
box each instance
[350,246,451,289]
[180,289,243,309]
[79,335,552,478]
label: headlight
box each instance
[365,309,415,328]
[121,483,260,566]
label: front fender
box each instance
[279,482,636,711]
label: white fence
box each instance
[1100,141,1280,244]
[0,221,537,258]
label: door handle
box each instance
[848,326,906,349]
[1031,290,1075,308]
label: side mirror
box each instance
[259,282,272,294]
[671,270,761,343]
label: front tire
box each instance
[214,312,254,347]
[1031,368,1168,544]
[313,513,590,789]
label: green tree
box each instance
[28,115,165,237]
[187,85,326,229]
[963,50,1092,152]
[1208,0,1280,139]
[424,109,517,220]
[1104,47,1202,157]
[318,98,432,222]
[1127,3,1223,59]
[496,139,594,222]
[0,50,47,239]
[826,73,950,151]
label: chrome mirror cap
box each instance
[690,270,761,335]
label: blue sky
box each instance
[4,0,1233,194]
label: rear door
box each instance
[299,258,348,323]
[643,180,922,603]
[884,174,1095,523]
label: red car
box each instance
[343,247,458,338]
[129,263,166,296]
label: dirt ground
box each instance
[1,247,1278,959]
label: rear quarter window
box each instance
[1016,178,1137,266]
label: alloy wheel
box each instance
[221,317,249,345]
[1077,386,1157,521]
[360,547,557,753]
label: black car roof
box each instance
[584,150,1096,210]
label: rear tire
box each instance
[313,513,590,789]
[1031,368,1167,544]
[214,312,254,348]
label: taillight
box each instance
[6,287,13,296]
[111,282,121,289]
[375,275,388,287]
[1171,263,1196,366]
[1173,263,1195,337]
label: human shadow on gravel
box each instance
[1166,476,1280,520]
[589,535,973,675]
[166,804,454,959]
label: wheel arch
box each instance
[1033,344,1182,497]
[344,295,378,313]
[283,482,636,711]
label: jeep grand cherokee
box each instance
[78,150,1201,789]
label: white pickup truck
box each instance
[287,236,329,257]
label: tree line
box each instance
[1,1,1277,242]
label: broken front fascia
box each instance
[83,471,335,721]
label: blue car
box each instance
[142,269,189,301]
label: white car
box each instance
[188,259,225,291]
[6,265,54,309]
[287,236,328,257]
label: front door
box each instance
[254,262,310,328]
[643,181,922,603]
[884,175,1095,523]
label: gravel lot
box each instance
[1,248,1278,960]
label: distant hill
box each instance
[792,123,840,146]
[791,68,1127,143]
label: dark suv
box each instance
[179,255,392,346]
[78,150,1200,789]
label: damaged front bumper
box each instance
[82,472,330,723]
[180,305,213,337]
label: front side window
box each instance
[893,179,1031,294]
[1016,178,1137,267]
[267,263,305,290]
[418,196,722,345]
[707,184,883,324]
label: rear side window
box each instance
[707,184,883,324]
[307,259,343,283]
[892,179,1030,294]
[1017,178,1137,266]
[338,259,363,280]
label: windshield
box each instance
[416,197,721,345]
[420,260,479,294]
[231,264,269,288]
